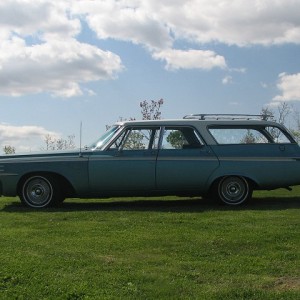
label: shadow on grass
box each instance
[2,196,300,213]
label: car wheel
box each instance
[20,175,62,208]
[217,176,252,205]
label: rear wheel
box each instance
[20,175,62,208]
[216,176,252,205]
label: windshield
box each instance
[89,126,120,150]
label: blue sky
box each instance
[1,0,300,152]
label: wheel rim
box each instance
[23,176,53,207]
[219,176,249,205]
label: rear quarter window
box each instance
[208,126,293,144]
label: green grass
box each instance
[0,188,299,299]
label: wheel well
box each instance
[17,172,76,198]
[210,175,258,192]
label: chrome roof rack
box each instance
[183,114,273,121]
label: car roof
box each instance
[115,118,280,127]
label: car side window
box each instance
[108,127,160,150]
[209,126,293,144]
[209,128,269,144]
[161,127,203,149]
[265,126,292,143]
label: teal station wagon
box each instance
[1,114,300,208]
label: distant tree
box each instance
[261,102,294,142]
[260,106,274,121]
[106,98,164,149]
[42,134,76,151]
[3,145,16,155]
[291,109,300,143]
[120,99,164,149]
[140,98,164,120]
[56,135,76,150]
[240,130,256,144]
[166,130,184,149]
[261,102,291,124]
[291,129,300,143]
[43,134,55,150]
[122,130,146,150]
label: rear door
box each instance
[156,126,219,192]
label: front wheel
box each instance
[19,175,62,208]
[216,176,252,205]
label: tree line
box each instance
[2,99,164,154]
[3,99,300,154]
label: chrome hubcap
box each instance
[219,176,249,204]
[24,177,52,206]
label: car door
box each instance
[88,126,160,194]
[156,126,219,192]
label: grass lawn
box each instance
[0,188,299,299]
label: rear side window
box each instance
[264,126,292,143]
[161,127,203,149]
[209,126,293,144]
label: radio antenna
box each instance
[79,121,83,157]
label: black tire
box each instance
[20,175,62,208]
[216,176,252,205]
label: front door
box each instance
[88,127,160,194]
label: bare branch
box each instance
[3,145,16,155]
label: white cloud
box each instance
[1,0,299,97]
[72,0,173,50]
[0,0,80,40]
[71,0,300,71]
[0,37,123,97]
[230,68,247,74]
[222,75,233,85]
[0,0,123,98]
[273,73,300,102]
[149,0,300,46]
[73,0,300,47]
[152,49,226,70]
[0,123,60,152]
